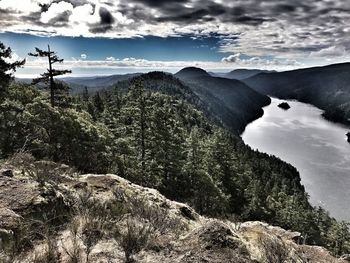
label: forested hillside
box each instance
[214,69,274,80]
[176,67,271,133]
[244,63,350,124]
[1,43,350,257]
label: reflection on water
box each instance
[242,97,350,221]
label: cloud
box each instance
[0,0,349,67]
[221,53,241,63]
[309,46,347,58]
[221,53,301,67]
[24,56,302,73]
[80,53,87,59]
[0,0,41,14]
[40,2,74,26]
[4,52,23,64]
[69,4,96,23]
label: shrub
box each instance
[119,218,152,263]
[62,217,82,263]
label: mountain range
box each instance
[243,62,350,124]
[16,62,350,127]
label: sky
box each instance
[0,0,349,77]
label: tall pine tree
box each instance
[28,45,71,107]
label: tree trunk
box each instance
[48,45,55,107]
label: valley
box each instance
[1,1,350,261]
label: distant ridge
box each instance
[210,69,274,80]
[175,67,210,79]
[225,69,274,80]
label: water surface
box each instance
[242,98,350,221]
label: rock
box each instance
[179,206,198,221]
[346,132,350,143]
[198,221,241,249]
[0,208,22,229]
[0,170,346,263]
[0,169,13,178]
[177,221,252,263]
[278,102,291,110]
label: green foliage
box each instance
[0,42,25,101]
[78,76,350,256]
[28,45,71,107]
[0,58,349,257]
[0,83,113,173]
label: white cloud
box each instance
[40,1,74,24]
[80,54,87,59]
[221,53,301,68]
[221,53,241,63]
[309,46,347,58]
[70,3,99,24]
[114,11,134,26]
[4,52,23,64]
[0,0,41,13]
[24,56,302,72]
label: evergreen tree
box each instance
[28,45,71,107]
[82,87,89,102]
[0,41,25,101]
[93,92,105,114]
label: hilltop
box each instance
[175,67,211,79]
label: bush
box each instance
[119,218,152,263]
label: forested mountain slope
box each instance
[63,73,140,91]
[243,62,350,124]
[2,79,350,258]
[17,68,271,134]
[1,34,350,261]
[175,67,271,133]
[213,69,274,80]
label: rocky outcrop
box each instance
[346,132,350,143]
[0,166,347,263]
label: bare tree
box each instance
[28,45,71,107]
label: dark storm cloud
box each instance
[89,7,114,33]
[0,8,18,28]
[99,7,114,24]
[133,0,189,8]
[39,4,49,12]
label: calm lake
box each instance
[242,97,350,221]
